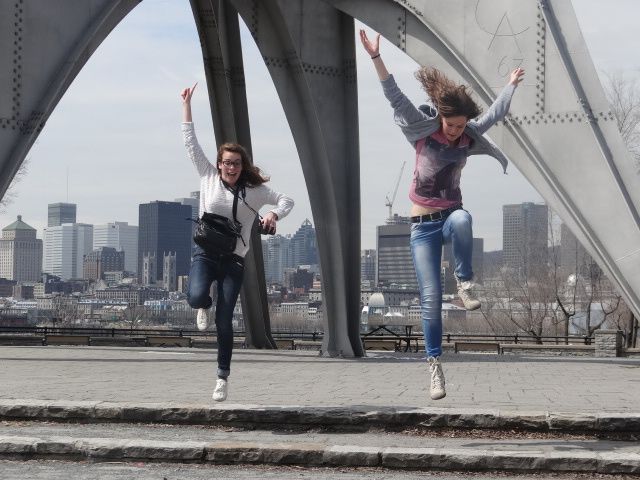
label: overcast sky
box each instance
[1,0,638,251]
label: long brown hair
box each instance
[415,67,481,119]
[216,143,269,186]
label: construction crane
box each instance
[385,160,406,224]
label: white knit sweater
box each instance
[182,122,294,257]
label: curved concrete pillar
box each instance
[189,0,275,349]
[0,0,141,198]
[325,0,640,319]
[230,0,364,357]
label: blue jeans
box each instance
[187,248,244,378]
[410,209,474,358]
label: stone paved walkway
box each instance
[0,345,638,413]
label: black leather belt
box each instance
[411,206,462,223]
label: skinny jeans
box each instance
[187,248,244,378]
[410,209,474,358]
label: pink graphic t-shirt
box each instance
[409,130,471,209]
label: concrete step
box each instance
[0,421,638,474]
[1,399,639,434]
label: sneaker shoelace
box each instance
[430,362,444,389]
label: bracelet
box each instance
[371,54,380,59]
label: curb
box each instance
[0,435,638,474]
[1,399,639,432]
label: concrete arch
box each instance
[323,0,640,323]
[1,0,638,357]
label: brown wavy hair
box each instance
[216,143,269,186]
[415,67,481,119]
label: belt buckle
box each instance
[431,211,443,221]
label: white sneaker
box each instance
[196,308,209,331]
[457,278,481,311]
[428,357,446,400]
[212,378,228,402]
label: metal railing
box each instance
[0,325,593,345]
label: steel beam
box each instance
[324,0,640,320]
[230,0,364,357]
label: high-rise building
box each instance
[43,223,93,280]
[502,202,548,276]
[361,249,376,284]
[93,222,138,273]
[138,201,192,284]
[289,219,317,267]
[264,234,291,284]
[376,222,416,288]
[0,216,43,282]
[176,194,200,257]
[83,247,125,281]
[47,203,76,227]
[560,223,596,276]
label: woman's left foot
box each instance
[457,279,481,310]
[196,308,209,331]
[212,378,228,402]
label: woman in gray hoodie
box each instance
[360,29,524,401]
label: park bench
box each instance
[145,336,191,348]
[89,336,147,347]
[363,338,400,351]
[453,341,501,354]
[0,335,45,346]
[274,338,296,350]
[44,334,91,346]
[294,340,322,351]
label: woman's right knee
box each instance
[187,289,211,309]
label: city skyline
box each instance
[0,0,637,251]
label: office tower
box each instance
[264,234,291,284]
[163,252,177,292]
[43,223,93,280]
[83,247,125,281]
[0,216,43,282]
[290,219,317,267]
[560,223,596,276]
[93,222,138,273]
[138,201,192,283]
[503,202,548,276]
[442,238,484,294]
[361,249,376,283]
[176,195,200,257]
[376,222,416,288]
[47,203,76,227]
[175,196,199,221]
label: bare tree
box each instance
[604,71,640,166]
[0,160,29,213]
[603,71,640,342]
[121,305,146,332]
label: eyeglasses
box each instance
[221,160,242,168]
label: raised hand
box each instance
[359,29,380,58]
[181,82,198,104]
[509,68,525,86]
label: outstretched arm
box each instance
[359,29,389,81]
[471,68,525,134]
[180,82,214,177]
[180,82,197,123]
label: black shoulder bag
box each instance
[192,187,245,256]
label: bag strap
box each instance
[231,185,239,223]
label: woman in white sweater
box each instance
[181,83,294,402]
